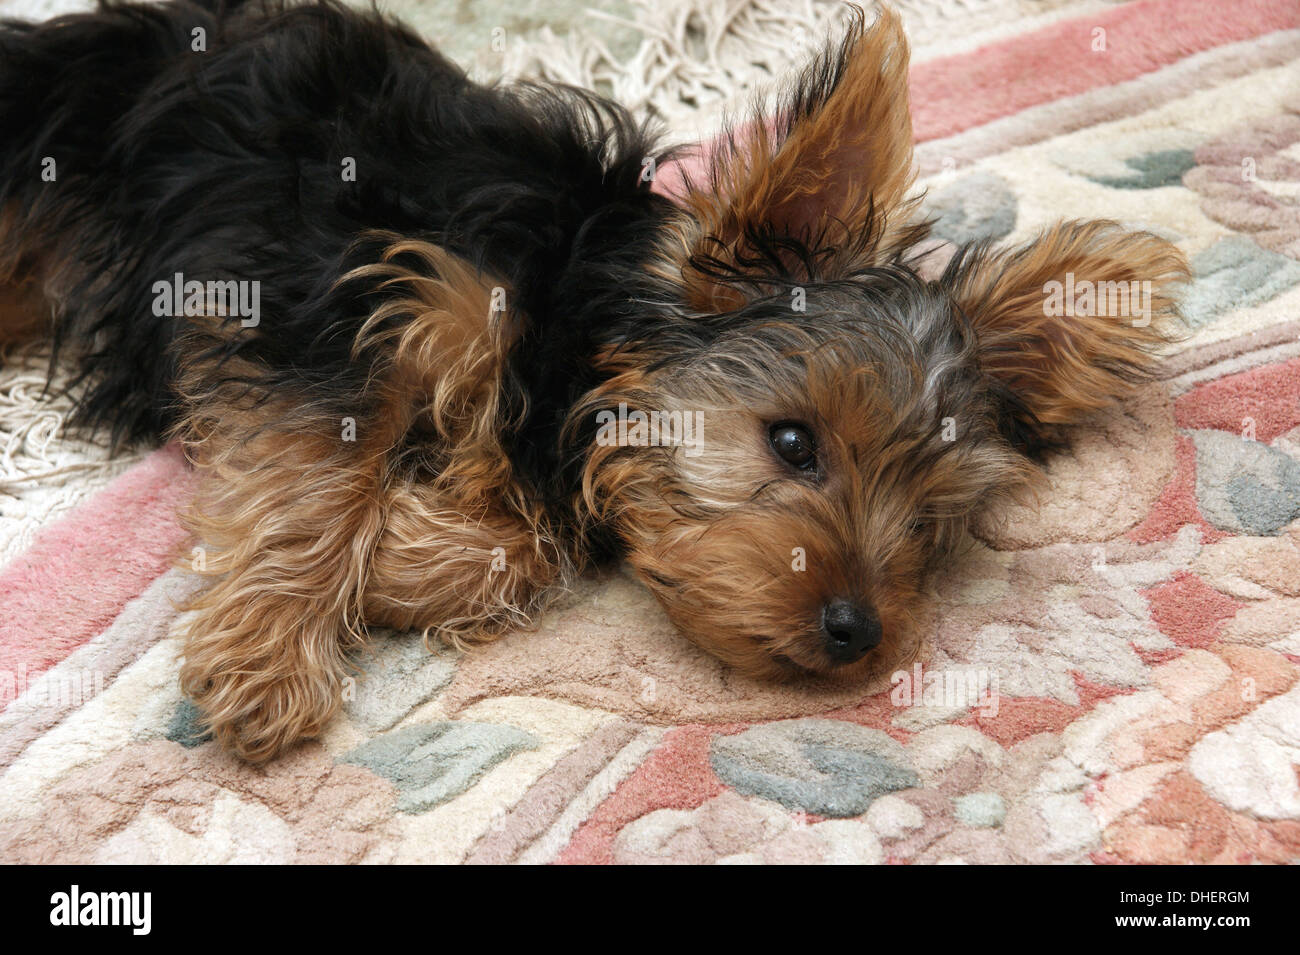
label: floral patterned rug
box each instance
[1,0,1298,864]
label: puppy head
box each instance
[576,5,1187,681]
[576,275,1029,680]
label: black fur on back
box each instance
[0,0,679,527]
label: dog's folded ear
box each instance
[940,219,1189,453]
[663,5,920,312]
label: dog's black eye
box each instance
[769,423,817,471]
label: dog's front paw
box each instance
[180,654,345,762]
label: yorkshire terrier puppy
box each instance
[0,0,1186,759]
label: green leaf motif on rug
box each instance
[341,722,539,813]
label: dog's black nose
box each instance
[821,599,882,664]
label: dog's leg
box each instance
[0,280,48,344]
[340,237,569,644]
[0,205,51,345]
[178,238,547,759]
[176,404,390,762]
[363,476,567,645]
[178,410,563,765]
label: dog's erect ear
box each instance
[662,5,919,312]
[942,219,1188,452]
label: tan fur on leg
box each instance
[176,238,559,759]
[0,280,49,344]
[364,480,568,646]
[0,204,54,344]
[176,402,391,762]
[349,238,572,645]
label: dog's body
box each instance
[0,0,1186,760]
